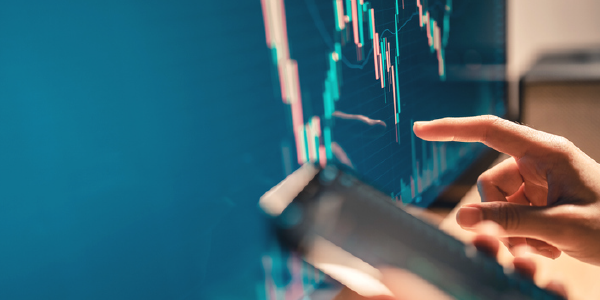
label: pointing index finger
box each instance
[413,115,537,158]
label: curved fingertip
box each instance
[535,248,559,260]
[472,234,500,258]
[546,280,568,299]
[412,121,430,139]
[471,221,516,258]
[456,206,483,229]
[412,121,424,136]
[413,121,429,130]
[412,120,453,141]
[506,244,517,257]
[548,248,562,260]
[513,256,536,280]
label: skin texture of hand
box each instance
[333,221,567,300]
[413,115,600,266]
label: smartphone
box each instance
[259,163,564,300]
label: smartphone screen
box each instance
[260,164,564,300]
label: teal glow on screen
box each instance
[0,0,505,298]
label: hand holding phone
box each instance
[333,221,567,300]
[260,164,566,300]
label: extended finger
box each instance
[477,158,525,203]
[413,116,542,158]
[456,202,558,242]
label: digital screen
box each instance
[0,0,505,299]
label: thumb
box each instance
[456,202,556,240]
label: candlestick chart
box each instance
[261,0,505,205]
[257,0,506,298]
[0,0,507,299]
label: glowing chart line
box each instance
[380,11,418,38]
[261,0,327,166]
[304,0,374,70]
[263,0,455,206]
[330,0,454,202]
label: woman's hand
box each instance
[414,115,600,266]
[333,221,567,299]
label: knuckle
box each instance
[477,171,491,185]
[494,204,521,231]
[477,172,490,186]
[480,115,502,143]
[528,134,577,171]
[479,166,495,179]
[542,135,577,164]
[481,114,500,124]
[552,136,575,152]
[476,172,497,202]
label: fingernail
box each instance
[539,249,555,259]
[536,247,561,259]
[413,121,429,128]
[549,249,561,260]
[456,207,482,228]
